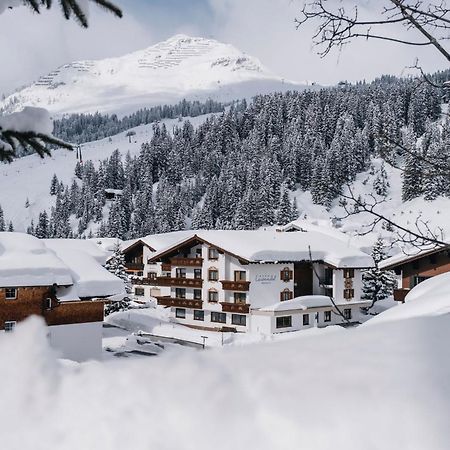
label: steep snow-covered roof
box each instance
[44,239,111,265]
[46,244,125,299]
[149,230,374,268]
[0,233,73,287]
[122,230,196,254]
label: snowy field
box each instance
[1,309,449,450]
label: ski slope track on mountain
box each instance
[0,35,311,117]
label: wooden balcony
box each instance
[152,277,203,288]
[156,296,203,309]
[161,263,172,272]
[170,257,203,267]
[220,302,250,314]
[130,277,157,286]
[393,288,410,302]
[220,280,250,292]
[125,262,144,271]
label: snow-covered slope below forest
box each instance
[0,114,209,232]
[0,34,312,117]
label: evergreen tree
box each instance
[0,205,5,232]
[362,237,397,309]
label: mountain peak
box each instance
[0,36,309,117]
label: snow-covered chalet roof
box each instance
[122,230,197,254]
[0,232,72,287]
[44,238,111,265]
[148,230,374,268]
[379,244,450,270]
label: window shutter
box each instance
[289,290,294,300]
[280,270,284,280]
[280,291,284,302]
[289,270,293,280]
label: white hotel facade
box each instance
[123,228,374,334]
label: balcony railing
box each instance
[393,288,410,302]
[125,262,144,271]
[161,263,172,272]
[130,277,157,286]
[220,302,250,314]
[170,257,203,267]
[156,296,203,309]
[152,277,203,288]
[220,280,250,292]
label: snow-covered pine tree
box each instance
[373,162,390,197]
[362,237,396,310]
[276,187,293,226]
[104,242,131,316]
[0,205,5,231]
[8,221,14,232]
[50,174,59,195]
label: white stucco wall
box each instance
[48,321,103,362]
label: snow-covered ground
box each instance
[0,35,312,117]
[1,309,449,450]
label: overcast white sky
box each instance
[0,0,447,95]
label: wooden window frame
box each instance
[303,314,310,326]
[280,267,293,282]
[193,310,204,321]
[175,288,186,299]
[324,310,331,322]
[343,268,355,279]
[344,308,352,320]
[175,308,186,319]
[208,268,219,281]
[208,290,219,303]
[5,288,17,300]
[176,268,187,279]
[280,289,293,302]
[208,247,219,260]
[211,312,226,324]
[231,314,247,326]
[234,271,246,282]
[233,292,247,304]
[343,289,355,300]
[276,316,292,329]
[134,287,145,297]
[193,289,202,300]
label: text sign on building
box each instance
[255,274,277,284]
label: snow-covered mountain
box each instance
[0,35,311,117]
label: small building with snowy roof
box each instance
[0,233,125,361]
[142,229,373,333]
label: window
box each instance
[134,287,145,297]
[343,308,352,320]
[193,289,202,300]
[276,316,292,329]
[324,268,333,286]
[413,275,431,287]
[208,247,219,260]
[175,288,186,299]
[211,312,226,323]
[137,271,144,277]
[175,308,186,319]
[324,311,331,322]
[148,272,157,280]
[208,269,219,281]
[5,288,17,300]
[280,267,293,282]
[280,289,293,302]
[176,268,186,278]
[193,310,204,321]
[231,314,247,326]
[234,271,246,282]
[343,268,355,279]
[194,269,202,279]
[303,314,310,326]
[343,289,354,300]
[234,292,247,304]
[208,290,219,303]
[195,248,202,258]
[4,321,16,332]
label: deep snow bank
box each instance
[0,314,449,450]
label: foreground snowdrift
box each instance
[1,315,449,450]
[367,272,450,326]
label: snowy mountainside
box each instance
[0,35,311,117]
[0,114,208,232]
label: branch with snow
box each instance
[0,0,122,27]
[0,107,72,162]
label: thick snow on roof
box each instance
[122,230,197,253]
[44,239,111,265]
[47,245,125,299]
[260,295,334,312]
[366,272,450,326]
[0,233,73,287]
[151,230,374,268]
[379,244,449,269]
